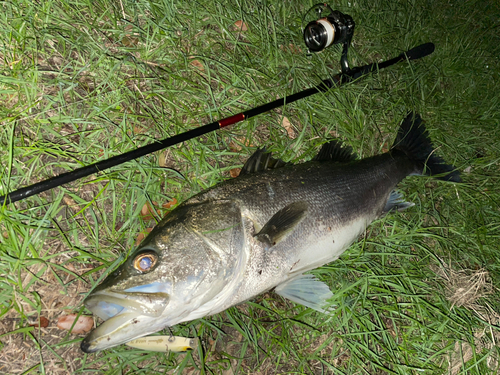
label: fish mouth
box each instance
[81,290,170,353]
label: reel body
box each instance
[303,3,355,73]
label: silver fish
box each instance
[81,113,460,353]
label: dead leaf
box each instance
[162,198,177,209]
[280,116,296,139]
[140,202,158,221]
[190,59,204,71]
[135,228,153,246]
[230,168,241,178]
[233,20,248,31]
[29,316,49,328]
[57,314,93,334]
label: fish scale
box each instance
[81,113,460,353]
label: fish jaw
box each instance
[84,290,170,320]
[81,288,172,352]
[80,311,162,353]
[81,281,243,352]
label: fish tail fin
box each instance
[391,113,461,182]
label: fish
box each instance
[80,113,460,353]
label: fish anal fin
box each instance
[313,140,357,163]
[274,274,334,313]
[254,201,308,247]
[239,149,288,176]
[383,190,415,213]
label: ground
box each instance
[1,0,500,374]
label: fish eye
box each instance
[133,251,158,273]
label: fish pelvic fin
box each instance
[274,274,334,313]
[391,113,461,182]
[239,148,288,176]
[383,190,415,213]
[312,140,357,163]
[254,201,308,248]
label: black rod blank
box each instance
[0,43,435,205]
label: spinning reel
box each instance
[303,3,355,73]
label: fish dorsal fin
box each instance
[239,148,288,176]
[254,201,308,248]
[274,274,334,313]
[312,140,357,162]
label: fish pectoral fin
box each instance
[254,201,308,247]
[274,274,334,313]
[383,190,415,213]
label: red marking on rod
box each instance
[218,113,245,128]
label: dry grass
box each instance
[433,263,500,375]
[0,239,99,374]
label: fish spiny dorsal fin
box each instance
[239,148,288,176]
[312,140,357,162]
[254,201,308,248]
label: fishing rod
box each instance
[0,44,435,206]
[0,4,435,206]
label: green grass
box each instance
[1,0,499,373]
